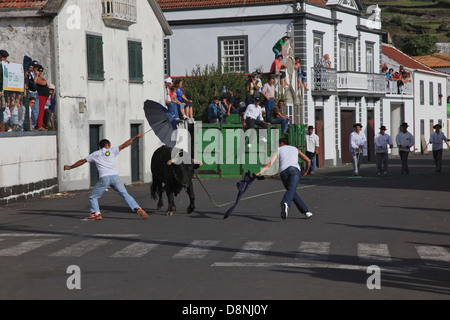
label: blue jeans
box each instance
[167,102,180,120]
[89,175,140,214]
[306,151,316,173]
[279,167,309,214]
[29,92,39,129]
[271,117,290,133]
[273,48,281,59]
[265,98,274,122]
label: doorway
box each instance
[390,103,404,156]
[367,110,375,162]
[89,125,101,187]
[315,109,324,168]
[340,110,355,163]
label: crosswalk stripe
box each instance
[358,243,392,262]
[233,241,273,260]
[173,240,221,259]
[111,242,161,258]
[50,239,110,257]
[296,242,330,261]
[0,239,59,257]
[415,246,450,264]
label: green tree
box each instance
[399,34,439,56]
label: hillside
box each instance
[361,0,450,45]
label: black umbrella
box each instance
[143,100,178,148]
[224,171,265,219]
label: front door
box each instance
[340,110,355,163]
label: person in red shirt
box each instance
[270,54,289,88]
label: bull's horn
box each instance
[192,159,203,167]
[167,158,179,165]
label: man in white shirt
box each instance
[349,123,367,176]
[64,134,149,221]
[395,122,415,175]
[243,98,268,148]
[374,125,393,176]
[305,126,320,175]
[429,124,450,172]
[256,138,312,220]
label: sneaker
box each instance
[136,208,149,220]
[281,203,289,220]
[301,211,313,219]
[88,213,102,220]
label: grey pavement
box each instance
[0,151,449,301]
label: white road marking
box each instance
[50,239,110,257]
[296,242,330,261]
[415,246,450,264]
[358,243,392,262]
[0,239,59,257]
[173,240,221,259]
[233,241,273,260]
[111,242,161,258]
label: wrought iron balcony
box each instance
[311,68,337,95]
[101,0,137,29]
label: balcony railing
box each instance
[311,69,387,96]
[101,0,137,29]
[311,68,337,92]
[385,79,413,96]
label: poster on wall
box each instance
[1,61,24,92]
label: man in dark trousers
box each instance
[257,138,313,220]
[64,134,148,221]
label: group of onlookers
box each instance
[382,63,411,94]
[1,49,56,132]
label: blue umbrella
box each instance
[143,100,178,148]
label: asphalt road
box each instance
[0,152,449,303]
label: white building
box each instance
[0,0,172,194]
[158,0,386,167]
[382,44,448,152]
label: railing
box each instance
[101,0,137,29]
[385,79,413,96]
[311,68,337,91]
[367,73,386,95]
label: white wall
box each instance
[55,0,167,191]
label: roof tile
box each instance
[157,0,326,10]
[412,53,450,68]
[382,44,435,72]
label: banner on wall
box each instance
[1,61,24,92]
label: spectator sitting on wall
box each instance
[170,86,190,123]
[295,57,309,91]
[270,54,289,89]
[208,96,226,123]
[219,95,231,118]
[269,99,290,136]
[164,77,181,123]
[229,89,245,114]
[174,79,195,124]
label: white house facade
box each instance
[158,0,386,167]
[0,0,172,194]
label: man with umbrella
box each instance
[64,134,149,221]
[256,138,313,220]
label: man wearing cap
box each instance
[429,124,450,172]
[395,122,415,175]
[349,123,366,176]
[305,125,320,175]
[374,126,393,176]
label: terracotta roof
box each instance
[0,0,47,8]
[382,44,435,72]
[412,53,450,68]
[157,0,326,10]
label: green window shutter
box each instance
[87,34,104,80]
[128,41,143,82]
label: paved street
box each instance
[0,151,449,302]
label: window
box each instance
[339,36,356,71]
[87,34,104,80]
[429,82,434,105]
[438,83,442,106]
[366,43,374,74]
[218,36,248,73]
[313,32,324,65]
[164,39,170,76]
[128,40,143,82]
[420,80,424,105]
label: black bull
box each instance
[150,146,202,216]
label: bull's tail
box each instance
[150,179,158,200]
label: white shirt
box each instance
[374,132,393,154]
[430,131,449,151]
[86,146,120,178]
[305,133,320,153]
[349,131,367,153]
[278,145,300,173]
[243,104,264,121]
[395,131,415,152]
